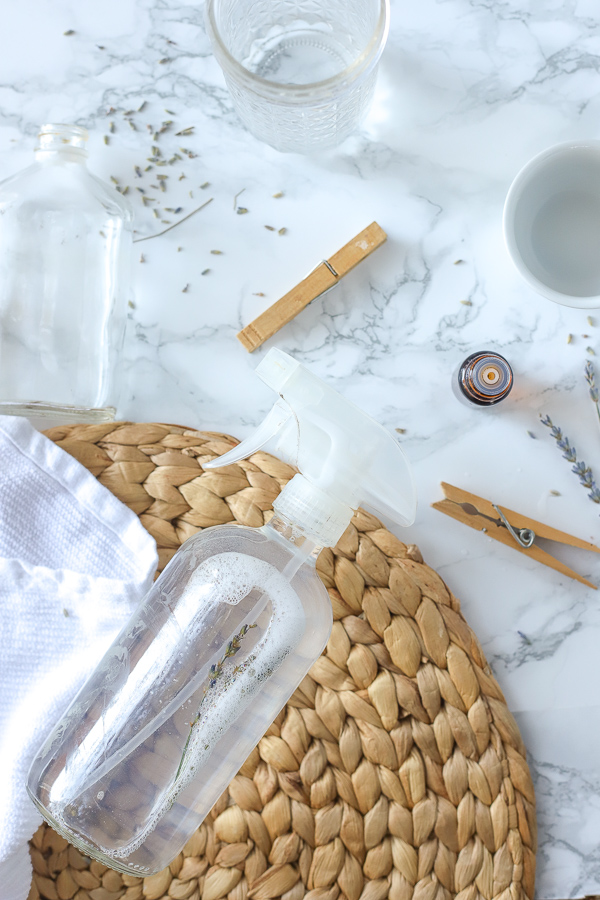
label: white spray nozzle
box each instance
[204,349,416,546]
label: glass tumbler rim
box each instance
[205,0,390,101]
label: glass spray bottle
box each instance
[27,348,417,875]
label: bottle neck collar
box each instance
[34,124,88,163]
[266,513,322,568]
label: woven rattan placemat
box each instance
[29,422,536,900]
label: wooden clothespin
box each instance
[237,222,387,352]
[433,482,600,588]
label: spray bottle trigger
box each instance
[204,398,292,470]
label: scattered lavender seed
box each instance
[63,608,70,617]
[123,109,135,116]
[139,254,145,263]
[272,191,284,198]
[454,259,465,265]
[179,173,186,181]
[527,430,536,439]
[109,121,115,133]
[588,316,595,327]
[63,29,75,35]
[395,428,407,434]
[182,284,189,292]
[567,333,573,344]
[460,300,472,306]
[156,174,168,180]
[136,187,145,194]
[200,182,210,189]
[177,247,183,252]
[159,182,166,192]
[99,230,106,237]
[138,101,147,112]
[189,190,193,198]
[174,207,182,214]
[153,209,159,218]
[165,109,175,115]
[253,292,265,296]
[145,165,153,171]
[153,132,160,142]
[128,120,137,131]
[158,57,170,64]
[588,346,596,355]
[201,268,210,275]
[237,207,249,214]
[161,219,171,223]
[97,45,105,49]
[110,176,119,184]
[121,186,129,196]
[264,225,275,231]
[135,166,143,177]
[128,300,136,308]
[278,227,287,235]
[175,126,195,136]
[210,249,223,255]
[152,145,161,156]
[550,490,561,496]
[103,135,110,145]
[583,334,590,338]
[517,631,532,645]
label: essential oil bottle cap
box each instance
[456,351,513,406]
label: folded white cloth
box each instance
[0,416,158,900]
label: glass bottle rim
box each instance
[36,124,89,153]
[205,0,390,101]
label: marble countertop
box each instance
[3,0,600,896]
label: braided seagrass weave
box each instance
[29,422,536,900]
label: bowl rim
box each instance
[502,138,600,308]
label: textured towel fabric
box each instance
[0,416,158,900]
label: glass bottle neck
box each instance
[34,124,88,163]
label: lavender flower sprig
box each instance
[540,414,600,504]
[585,359,600,426]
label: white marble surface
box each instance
[3,0,600,896]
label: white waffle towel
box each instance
[0,416,158,900]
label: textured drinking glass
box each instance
[205,0,390,153]
[0,124,132,422]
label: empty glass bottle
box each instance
[0,124,132,422]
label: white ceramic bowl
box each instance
[503,140,600,308]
